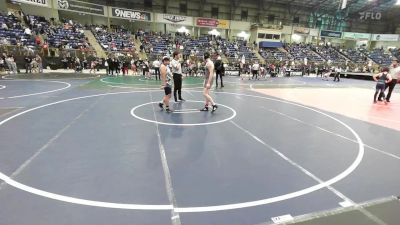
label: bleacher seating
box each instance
[315,46,347,63]
[259,48,291,61]
[286,44,324,62]
[181,35,214,59]
[92,25,134,52]
[367,48,393,66]
[219,39,257,62]
[340,49,367,64]
[144,32,172,60]
[0,14,33,46]
[26,15,49,35]
[389,48,400,61]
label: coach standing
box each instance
[171,51,184,102]
[383,59,400,102]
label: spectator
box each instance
[35,54,43,73]
[24,54,32,73]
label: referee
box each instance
[171,51,185,102]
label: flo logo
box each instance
[359,12,381,20]
[58,0,69,9]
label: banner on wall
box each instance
[111,7,151,21]
[342,32,371,40]
[155,14,193,26]
[293,27,310,35]
[57,0,105,16]
[309,29,319,36]
[196,18,230,29]
[13,0,50,7]
[371,34,399,42]
[320,30,342,38]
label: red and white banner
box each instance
[196,18,229,29]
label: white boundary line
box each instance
[0,90,364,213]
[100,77,204,87]
[267,108,400,161]
[106,84,203,90]
[147,91,182,224]
[0,80,71,99]
[230,120,387,225]
[131,100,237,126]
[173,91,365,213]
[172,111,200,114]
[2,74,98,80]
[223,79,307,86]
[0,172,173,210]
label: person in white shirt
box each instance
[171,51,184,102]
[1,23,8,30]
[153,59,161,80]
[333,66,341,82]
[251,61,260,80]
[24,27,31,35]
[380,59,400,102]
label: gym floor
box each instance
[0,75,399,225]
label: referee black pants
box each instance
[173,73,183,101]
[216,71,223,87]
[154,67,160,80]
[384,79,397,101]
[333,72,340,82]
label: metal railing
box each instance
[0,44,97,58]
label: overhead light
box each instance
[177,26,189,34]
[237,31,249,39]
[292,34,301,42]
[208,29,220,36]
[341,0,347,9]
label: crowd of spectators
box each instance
[341,48,368,64]
[0,12,34,47]
[285,44,324,62]
[2,10,400,76]
[314,46,347,63]
[367,48,393,66]
[259,48,291,61]
[180,34,215,60]
[140,31,174,61]
[217,38,257,61]
[92,25,135,52]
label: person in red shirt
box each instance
[35,36,41,46]
[42,42,49,56]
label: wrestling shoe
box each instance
[200,106,209,111]
[211,104,218,112]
